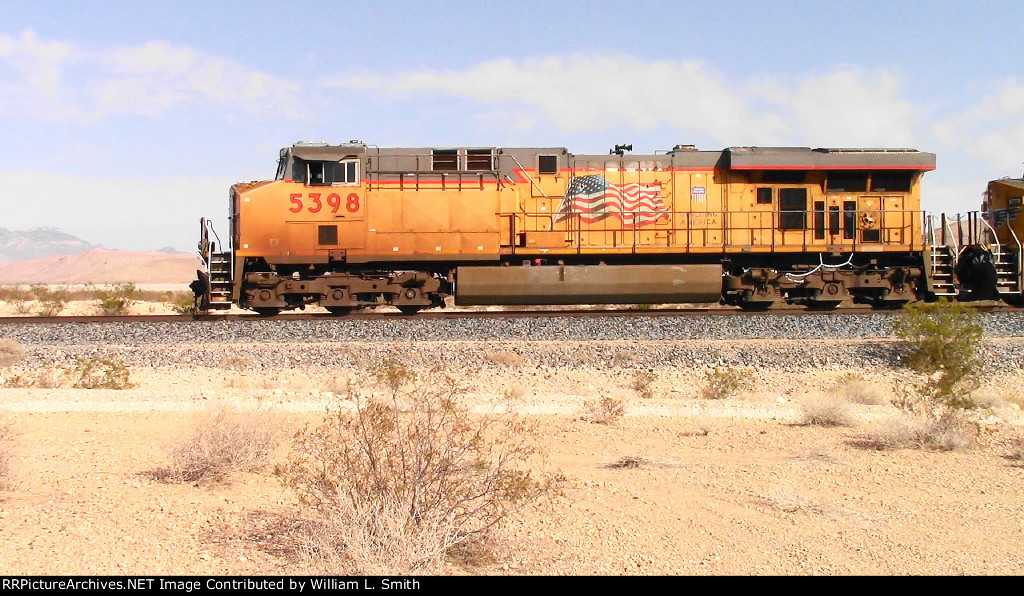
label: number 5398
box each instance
[288,192,360,213]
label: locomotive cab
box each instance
[275,142,363,186]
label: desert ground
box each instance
[2,306,1024,575]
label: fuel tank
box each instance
[455,264,722,305]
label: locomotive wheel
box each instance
[397,306,422,316]
[253,307,281,317]
[325,306,352,316]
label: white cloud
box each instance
[0,30,76,120]
[775,69,919,147]
[933,78,1024,174]
[325,56,925,149]
[0,30,303,122]
[325,55,789,145]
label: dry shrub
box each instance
[296,497,468,574]
[2,368,69,389]
[92,283,139,315]
[834,374,889,405]
[1,355,127,390]
[500,385,527,407]
[277,362,554,574]
[680,423,715,437]
[72,357,132,389]
[0,338,25,367]
[700,366,750,400]
[221,354,254,371]
[609,351,638,367]
[483,350,527,367]
[800,392,856,427]
[31,285,69,317]
[630,369,655,399]
[584,396,626,425]
[861,411,976,451]
[967,388,1006,409]
[1,286,32,314]
[162,404,278,484]
[171,292,199,315]
[606,454,648,469]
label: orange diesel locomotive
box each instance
[193,141,1020,314]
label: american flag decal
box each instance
[554,175,670,227]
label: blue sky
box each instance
[2,0,1023,251]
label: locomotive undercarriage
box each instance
[722,255,924,310]
[239,259,450,316]
[206,248,1012,315]
[233,254,928,314]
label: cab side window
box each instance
[779,188,807,230]
[295,159,360,185]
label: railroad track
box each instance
[0,303,1019,325]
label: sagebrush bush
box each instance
[700,367,749,400]
[164,404,278,484]
[92,283,139,315]
[171,292,199,315]
[861,411,976,451]
[31,285,69,317]
[584,396,626,425]
[630,369,655,399]
[73,357,133,389]
[895,300,983,407]
[483,350,527,367]
[278,361,553,573]
[3,368,68,389]
[800,392,856,427]
[834,373,889,405]
[1,286,32,314]
[0,338,25,367]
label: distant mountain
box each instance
[0,248,200,285]
[0,228,98,265]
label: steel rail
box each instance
[0,303,1018,326]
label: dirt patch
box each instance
[1,361,1023,575]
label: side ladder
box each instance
[926,244,957,298]
[198,218,233,310]
[207,251,233,309]
[991,233,1023,296]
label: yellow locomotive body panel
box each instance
[234,146,930,265]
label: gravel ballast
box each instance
[3,311,1024,372]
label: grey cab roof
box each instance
[285,142,936,171]
[992,178,1024,191]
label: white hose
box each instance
[784,253,853,284]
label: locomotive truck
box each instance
[191,141,1023,315]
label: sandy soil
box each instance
[2,360,1024,576]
